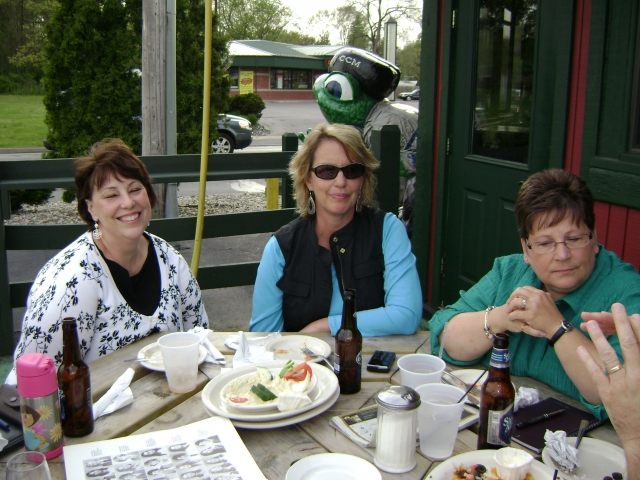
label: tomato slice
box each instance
[283,362,312,381]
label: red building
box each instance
[228,41,344,101]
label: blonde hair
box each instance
[289,123,380,218]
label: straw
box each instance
[552,470,558,480]
[456,368,488,403]
[439,323,448,359]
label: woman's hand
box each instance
[506,286,564,338]
[299,318,330,333]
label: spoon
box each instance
[574,419,590,449]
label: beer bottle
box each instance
[477,333,515,450]
[334,288,362,394]
[57,317,94,436]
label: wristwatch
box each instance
[548,320,574,347]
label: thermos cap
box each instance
[376,385,421,410]
[16,353,58,398]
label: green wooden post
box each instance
[370,125,401,215]
[281,133,298,209]
[0,190,13,355]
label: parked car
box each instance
[212,114,253,153]
[398,88,420,101]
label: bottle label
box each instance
[485,404,514,446]
[334,353,340,373]
[489,348,510,368]
[20,392,64,454]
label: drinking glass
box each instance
[157,332,201,393]
[6,451,52,480]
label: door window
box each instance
[472,0,537,163]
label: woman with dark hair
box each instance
[250,123,422,336]
[429,169,640,418]
[7,138,207,383]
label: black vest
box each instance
[274,207,386,332]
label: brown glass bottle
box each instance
[334,288,362,394]
[477,333,515,450]
[57,317,94,437]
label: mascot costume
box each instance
[312,47,419,236]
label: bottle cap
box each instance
[375,385,421,410]
[16,353,58,398]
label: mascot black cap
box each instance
[329,47,401,100]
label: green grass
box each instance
[0,94,48,148]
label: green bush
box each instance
[229,93,265,120]
[10,189,54,212]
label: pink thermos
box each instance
[16,353,64,459]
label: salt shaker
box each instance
[373,385,421,473]
[16,353,64,459]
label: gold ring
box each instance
[608,364,623,374]
[522,298,527,309]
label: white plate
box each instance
[202,360,338,422]
[137,343,208,372]
[425,450,554,480]
[229,387,340,430]
[542,437,626,480]
[220,366,318,412]
[449,369,488,403]
[286,453,381,480]
[265,335,332,363]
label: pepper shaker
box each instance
[374,385,421,473]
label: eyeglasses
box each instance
[311,163,366,180]
[526,232,593,255]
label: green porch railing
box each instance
[0,126,401,356]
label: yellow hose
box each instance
[190,0,212,276]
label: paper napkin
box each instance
[93,368,134,419]
[544,429,580,471]
[190,327,226,365]
[514,386,539,411]
[231,331,281,368]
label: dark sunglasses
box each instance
[311,163,366,180]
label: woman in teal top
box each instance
[429,169,640,419]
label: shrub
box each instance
[10,189,54,212]
[229,93,265,120]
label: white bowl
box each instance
[494,447,534,480]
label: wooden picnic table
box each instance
[0,331,621,479]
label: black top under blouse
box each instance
[97,234,161,316]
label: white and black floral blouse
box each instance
[7,232,208,384]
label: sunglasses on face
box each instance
[310,163,366,180]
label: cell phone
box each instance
[367,350,396,373]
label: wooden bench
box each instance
[0,126,401,355]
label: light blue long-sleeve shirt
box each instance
[250,213,423,336]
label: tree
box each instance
[311,6,369,49]
[346,0,421,55]
[42,0,143,158]
[277,29,330,46]
[396,36,421,80]
[175,0,229,154]
[217,0,293,41]
[9,0,57,74]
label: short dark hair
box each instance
[515,169,595,239]
[73,138,157,228]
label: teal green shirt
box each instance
[428,246,640,420]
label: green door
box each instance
[438,0,573,306]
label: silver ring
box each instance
[522,298,527,309]
[608,364,623,374]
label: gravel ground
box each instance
[6,193,279,225]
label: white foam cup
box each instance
[157,332,201,393]
[415,383,466,460]
[397,354,445,389]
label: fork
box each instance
[301,347,334,370]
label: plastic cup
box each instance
[415,383,466,460]
[397,354,445,389]
[7,451,52,480]
[157,332,201,393]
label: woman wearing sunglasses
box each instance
[429,169,640,419]
[249,123,422,336]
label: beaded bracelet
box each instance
[484,305,497,340]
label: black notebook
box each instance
[511,397,605,454]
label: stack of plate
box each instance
[201,359,339,429]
